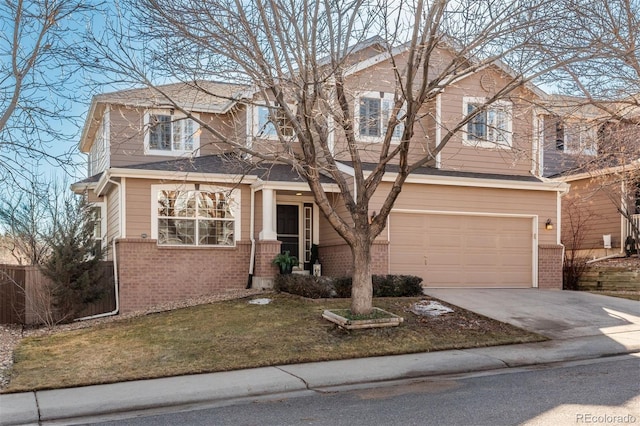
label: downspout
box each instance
[75,177,121,321]
[247,186,256,289]
[557,182,570,277]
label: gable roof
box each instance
[79,81,248,153]
[93,81,247,113]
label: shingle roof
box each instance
[341,161,543,183]
[94,81,248,113]
[102,155,335,184]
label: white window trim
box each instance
[252,103,296,141]
[355,91,404,144]
[151,184,241,247]
[89,202,107,255]
[562,120,597,156]
[143,109,200,156]
[462,97,512,149]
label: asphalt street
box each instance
[85,355,639,426]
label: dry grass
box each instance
[5,294,545,393]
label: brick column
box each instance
[252,240,281,289]
[538,244,564,289]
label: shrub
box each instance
[332,275,424,298]
[373,274,424,297]
[274,274,335,299]
[40,198,105,323]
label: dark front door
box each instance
[277,205,299,258]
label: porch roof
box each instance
[339,161,544,183]
[72,155,335,189]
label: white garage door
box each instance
[390,213,534,288]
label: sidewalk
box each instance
[2,329,639,425]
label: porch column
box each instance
[259,188,278,240]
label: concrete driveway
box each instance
[423,289,640,340]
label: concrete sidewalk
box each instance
[2,330,639,425]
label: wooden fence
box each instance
[0,262,116,325]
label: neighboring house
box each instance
[72,40,568,314]
[553,163,640,259]
[543,96,640,259]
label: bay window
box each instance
[154,186,239,246]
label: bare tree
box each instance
[0,177,52,265]
[84,0,596,314]
[561,197,594,289]
[0,0,94,187]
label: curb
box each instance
[2,331,639,425]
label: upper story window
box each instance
[89,203,106,258]
[152,185,240,247]
[463,97,512,149]
[357,92,404,142]
[254,104,294,139]
[145,110,200,156]
[556,119,597,156]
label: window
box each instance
[357,92,404,142]
[555,121,565,151]
[154,187,239,246]
[145,111,199,155]
[463,97,512,148]
[89,203,106,258]
[560,120,597,155]
[254,104,294,139]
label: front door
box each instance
[277,205,299,260]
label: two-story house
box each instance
[73,39,568,313]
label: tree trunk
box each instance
[350,239,373,315]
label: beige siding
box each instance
[333,49,435,166]
[562,177,621,251]
[318,191,354,246]
[328,48,535,176]
[124,178,252,242]
[438,81,535,176]
[108,106,241,168]
[372,182,558,245]
[105,184,120,260]
[254,190,263,238]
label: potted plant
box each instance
[272,251,299,274]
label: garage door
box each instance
[389,213,533,288]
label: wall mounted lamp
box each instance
[545,219,554,230]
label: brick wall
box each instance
[116,239,251,313]
[318,241,389,277]
[538,244,564,289]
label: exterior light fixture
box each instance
[295,192,303,196]
[545,219,554,230]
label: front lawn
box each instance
[5,294,545,393]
